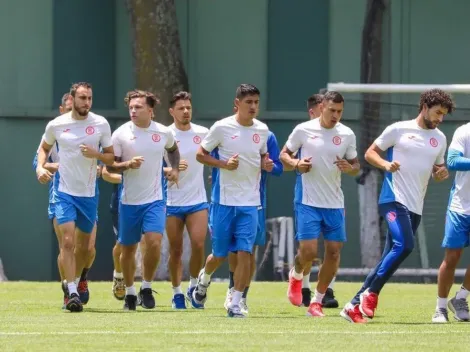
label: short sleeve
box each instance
[111,132,122,158]
[100,121,113,148]
[449,126,466,154]
[345,133,358,160]
[201,123,222,153]
[164,129,176,149]
[374,124,398,151]
[44,121,56,146]
[285,125,304,154]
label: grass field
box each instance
[1,281,469,351]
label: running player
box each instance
[36,82,114,312]
[192,84,270,317]
[339,88,452,323]
[280,91,359,317]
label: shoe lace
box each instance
[435,308,448,319]
[454,299,469,312]
[141,288,159,296]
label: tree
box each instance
[126,0,189,125]
[357,0,388,267]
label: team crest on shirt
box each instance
[253,134,260,143]
[387,211,397,222]
[332,136,342,145]
[152,134,161,142]
[193,136,201,144]
[429,137,438,148]
[85,126,95,135]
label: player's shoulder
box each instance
[112,121,132,136]
[252,118,269,132]
[433,127,446,140]
[88,111,109,124]
[190,123,209,134]
[150,121,172,134]
[453,122,470,137]
[336,122,355,136]
[294,119,317,132]
[48,111,72,126]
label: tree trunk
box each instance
[126,0,189,125]
[357,0,387,267]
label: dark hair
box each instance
[61,93,70,106]
[419,89,455,114]
[318,88,328,95]
[70,82,92,97]
[323,91,344,104]
[236,84,260,99]
[124,90,160,108]
[307,94,324,110]
[170,91,192,108]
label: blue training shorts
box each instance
[443,209,470,249]
[166,202,209,220]
[54,190,97,234]
[294,203,346,242]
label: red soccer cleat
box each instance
[287,270,302,306]
[307,302,325,317]
[359,291,378,319]
[340,304,367,323]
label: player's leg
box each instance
[288,204,320,307]
[138,199,166,309]
[166,209,186,309]
[78,222,96,295]
[225,251,237,309]
[359,202,417,319]
[111,212,125,300]
[433,210,470,323]
[301,259,312,307]
[185,206,208,307]
[52,215,68,308]
[192,204,233,308]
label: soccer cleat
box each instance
[432,308,449,323]
[448,296,470,322]
[224,288,233,310]
[301,288,312,307]
[306,302,325,317]
[322,288,339,308]
[287,270,302,306]
[112,276,126,300]
[240,298,249,316]
[124,294,137,311]
[227,306,245,318]
[172,293,187,309]
[61,281,69,310]
[65,293,83,312]
[191,269,210,308]
[138,288,156,309]
[340,304,367,324]
[77,279,90,305]
[359,290,378,319]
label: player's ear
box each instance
[59,106,64,114]
[234,98,240,108]
[169,107,173,116]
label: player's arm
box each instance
[431,135,449,182]
[447,128,470,171]
[365,124,400,172]
[196,147,229,169]
[335,134,360,176]
[165,141,181,171]
[266,133,283,176]
[280,126,311,173]
[102,165,122,184]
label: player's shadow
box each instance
[83,307,221,314]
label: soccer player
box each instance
[432,123,470,323]
[106,90,180,311]
[162,91,209,309]
[300,93,339,308]
[280,91,359,317]
[339,89,452,324]
[192,84,270,317]
[36,82,114,312]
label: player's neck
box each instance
[133,119,152,129]
[319,116,335,129]
[174,121,191,131]
[235,114,254,127]
[71,110,87,121]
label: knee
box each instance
[300,247,316,262]
[169,246,183,259]
[191,240,204,253]
[147,237,162,253]
[62,236,75,252]
[325,248,341,262]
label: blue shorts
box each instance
[209,203,258,257]
[48,202,56,220]
[294,203,346,242]
[167,202,209,220]
[54,191,98,234]
[118,200,166,246]
[443,210,470,249]
[229,207,266,252]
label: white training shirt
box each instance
[286,118,357,209]
[43,111,112,197]
[166,123,208,206]
[201,115,269,206]
[375,119,446,215]
[37,135,59,163]
[447,123,470,215]
[112,120,175,205]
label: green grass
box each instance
[0,281,469,351]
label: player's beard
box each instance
[74,102,89,116]
[423,113,437,129]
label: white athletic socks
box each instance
[456,286,470,300]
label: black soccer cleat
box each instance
[124,294,137,311]
[322,288,339,308]
[138,288,156,309]
[66,293,83,312]
[302,288,312,307]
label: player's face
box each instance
[59,96,73,114]
[73,87,92,116]
[129,97,152,126]
[309,104,322,119]
[170,99,192,125]
[423,104,447,129]
[322,100,344,127]
[235,94,259,119]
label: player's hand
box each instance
[36,167,53,184]
[384,160,400,173]
[261,153,274,172]
[297,157,312,173]
[127,156,144,169]
[225,153,239,170]
[179,159,188,171]
[334,156,353,173]
[79,144,99,159]
[166,168,179,188]
[96,166,102,179]
[433,165,449,181]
